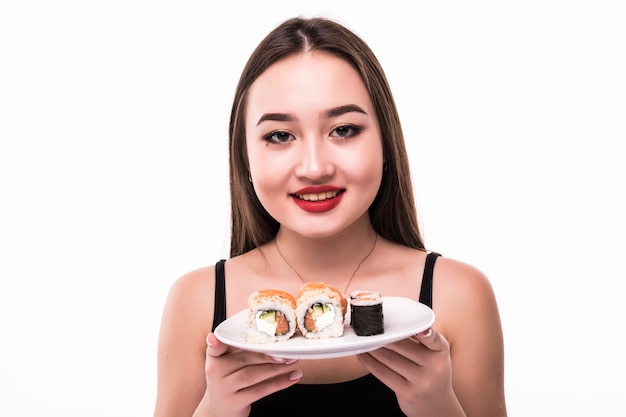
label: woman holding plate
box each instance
[154,16,507,417]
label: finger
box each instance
[236,367,303,405]
[363,344,418,376]
[358,348,409,388]
[380,327,448,361]
[210,348,300,381]
[364,329,447,373]
[206,333,296,366]
[206,333,230,357]
[411,327,449,353]
[226,359,302,392]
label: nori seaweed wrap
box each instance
[349,290,384,336]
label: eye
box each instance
[263,130,294,144]
[330,124,362,139]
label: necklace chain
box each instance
[274,233,378,295]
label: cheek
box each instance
[251,174,289,222]
[248,151,290,204]
[346,145,384,184]
[364,156,385,201]
[246,138,269,180]
[253,170,283,194]
[360,162,384,195]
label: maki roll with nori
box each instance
[349,290,384,336]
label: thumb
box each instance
[205,332,230,357]
[414,326,449,353]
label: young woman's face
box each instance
[245,51,383,238]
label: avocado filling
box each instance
[256,310,288,336]
[306,303,335,331]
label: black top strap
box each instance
[212,259,227,332]
[419,252,441,308]
[212,252,440,331]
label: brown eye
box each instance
[264,130,294,144]
[331,125,362,139]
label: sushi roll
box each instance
[296,282,347,339]
[349,290,384,336]
[247,289,297,343]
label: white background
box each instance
[1,1,625,415]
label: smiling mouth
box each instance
[294,190,341,201]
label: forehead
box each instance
[246,51,374,120]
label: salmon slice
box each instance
[304,310,317,332]
[275,312,289,335]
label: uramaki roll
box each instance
[296,282,347,339]
[247,289,297,343]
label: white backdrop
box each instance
[1,1,625,415]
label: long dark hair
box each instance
[228,17,424,257]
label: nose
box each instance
[293,136,335,181]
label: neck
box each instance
[273,226,378,292]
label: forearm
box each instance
[192,393,250,417]
[191,395,211,417]
[402,389,467,417]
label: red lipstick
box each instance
[290,186,345,213]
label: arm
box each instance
[192,334,303,417]
[154,268,214,417]
[358,258,507,417]
[443,260,507,417]
[153,266,303,417]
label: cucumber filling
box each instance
[308,303,335,331]
[255,310,287,336]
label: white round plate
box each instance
[214,296,435,359]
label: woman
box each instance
[154,16,507,417]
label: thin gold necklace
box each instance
[274,233,378,295]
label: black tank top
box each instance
[211,252,440,417]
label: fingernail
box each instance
[206,334,213,348]
[284,358,298,365]
[289,370,303,381]
[271,355,286,362]
[421,328,433,338]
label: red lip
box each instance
[293,186,343,194]
[290,186,345,213]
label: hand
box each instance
[357,327,465,417]
[194,333,302,417]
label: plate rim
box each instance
[214,296,434,359]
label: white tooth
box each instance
[298,191,338,201]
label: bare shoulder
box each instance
[433,256,496,301]
[154,264,217,416]
[158,264,217,355]
[432,256,502,346]
[168,264,217,302]
[162,264,216,332]
[433,255,507,416]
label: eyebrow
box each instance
[325,104,368,119]
[256,112,294,126]
[256,104,368,126]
